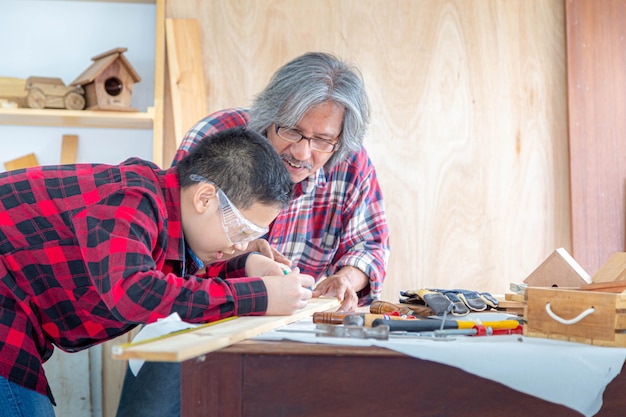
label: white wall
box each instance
[0,0,156,169]
[0,1,157,415]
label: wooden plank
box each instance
[0,107,153,129]
[504,293,526,302]
[0,76,26,108]
[165,18,207,147]
[151,0,166,167]
[0,76,26,97]
[61,134,79,164]
[4,152,39,171]
[580,281,626,293]
[592,252,626,283]
[111,297,339,362]
[101,329,139,417]
[566,0,626,275]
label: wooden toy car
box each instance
[25,76,85,110]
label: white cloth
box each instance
[252,316,626,417]
[128,313,199,376]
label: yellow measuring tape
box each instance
[115,315,239,350]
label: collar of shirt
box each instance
[296,167,327,197]
[185,244,205,275]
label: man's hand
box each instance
[312,275,358,312]
[221,239,292,268]
[312,266,368,312]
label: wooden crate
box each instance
[524,287,626,347]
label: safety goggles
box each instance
[189,174,269,244]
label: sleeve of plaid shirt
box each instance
[329,148,390,304]
[172,107,249,167]
[71,187,268,324]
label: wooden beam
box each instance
[566,0,626,275]
[4,153,39,171]
[151,0,166,167]
[592,252,626,283]
[61,134,79,164]
[165,18,207,148]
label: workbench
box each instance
[180,340,626,417]
[114,301,626,416]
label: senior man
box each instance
[173,51,390,312]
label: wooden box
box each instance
[524,287,626,347]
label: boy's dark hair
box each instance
[177,127,293,209]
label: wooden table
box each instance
[180,340,626,417]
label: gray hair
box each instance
[248,52,371,169]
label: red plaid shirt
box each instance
[0,159,266,401]
[174,108,390,305]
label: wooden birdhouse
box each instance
[71,47,141,111]
[523,247,591,288]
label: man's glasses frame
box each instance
[275,125,339,153]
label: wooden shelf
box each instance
[58,0,155,3]
[0,107,154,129]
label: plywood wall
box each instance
[164,0,570,300]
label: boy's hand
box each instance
[245,252,291,276]
[262,272,314,315]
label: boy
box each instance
[0,127,312,416]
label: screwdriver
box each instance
[372,318,522,332]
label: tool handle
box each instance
[314,312,414,327]
[456,319,522,330]
[369,300,402,314]
[370,300,428,317]
[313,312,350,325]
[372,318,458,332]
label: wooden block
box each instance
[0,76,26,96]
[592,252,626,283]
[0,76,27,107]
[496,298,525,316]
[165,18,207,146]
[61,134,79,164]
[523,247,590,287]
[4,153,39,171]
[504,293,526,302]
[111,297,340,362]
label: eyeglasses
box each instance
[189,175,269,244]
[275,125,339,153]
